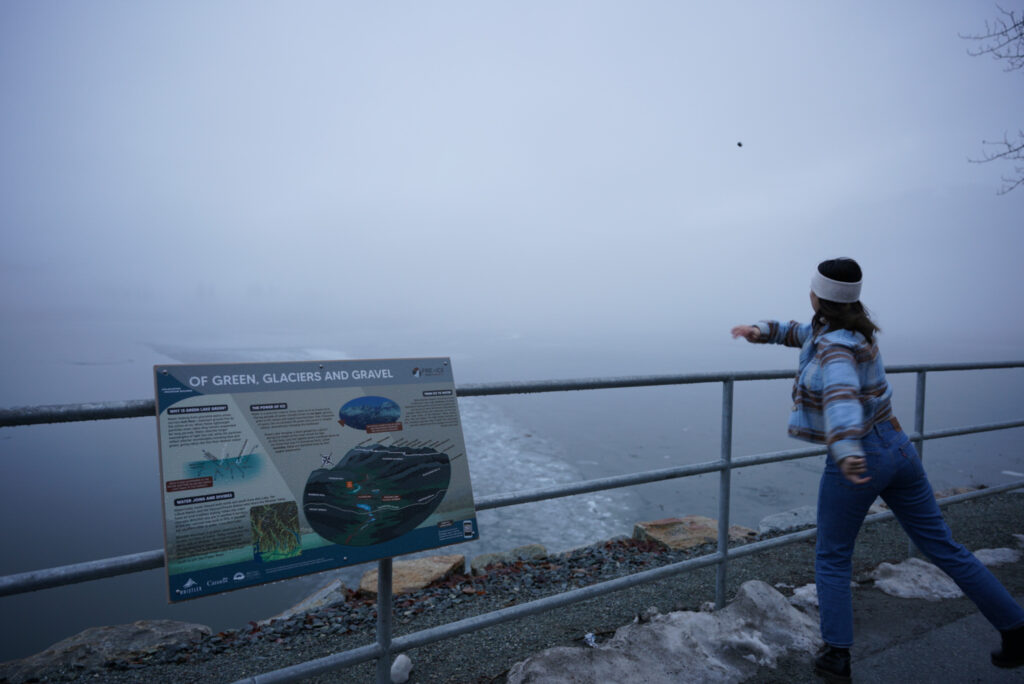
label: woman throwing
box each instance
[731,257,1024,682]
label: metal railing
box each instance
[2,361,1024,683]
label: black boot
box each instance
[992,625,1024,668]
[814,644,851,683]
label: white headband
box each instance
[811,270,862,303]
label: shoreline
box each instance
[3,489,1024,683]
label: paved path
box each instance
[753,581,1024,683]
[855,598,1024,684]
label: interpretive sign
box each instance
[153,358,478,602]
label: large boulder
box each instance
[359,554,464,595]
[633,515,756,550]
[757,505,817,535]
[0,620,210,684]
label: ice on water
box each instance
[460,396,636,555]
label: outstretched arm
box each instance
[731,321,810,347]
[731,325,761,342]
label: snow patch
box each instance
[460,398,634,554]
[975,547,1022,566]
[788,583,819,612]
[505,580,821,684]
[870,558,963,600]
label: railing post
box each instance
[914,371,926,460]
[907,371,928,558]
[715,379,734,609]
[376,558,394,684]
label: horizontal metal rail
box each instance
[2,361,1021,428]
[233,478,1024,684]
[0,550,166,597]
[0,399,154,427]
[2,416,1021,598]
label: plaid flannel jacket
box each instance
[754,319,893,463]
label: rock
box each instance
[391,653,413,683]
[757,505,817,535]
[633,516,757,550]
[869,557,963,600]
[266,577,348,622]
[728,524,759,543]
[471,543,548,573]
[633,516,716,549]
[359,555,464,595]
[505,580,821,684]
[0,620,211,684]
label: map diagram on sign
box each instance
[302,443,452,546]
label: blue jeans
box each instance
[815,418,1024,647]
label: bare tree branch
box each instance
[960,5,1024,71]
[962,5,1024,193]
[971,131,1024,164]
[969,133,1024,195]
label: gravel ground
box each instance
[5,490,1024,684]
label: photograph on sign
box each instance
[153,358,477,602]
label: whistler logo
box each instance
[412,363,447,378]
[175,578,203,597]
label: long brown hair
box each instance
[812,258,880,342]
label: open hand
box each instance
[839,456,871,485]
[731,325,761,342]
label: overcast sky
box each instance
[2,2,1022,363]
